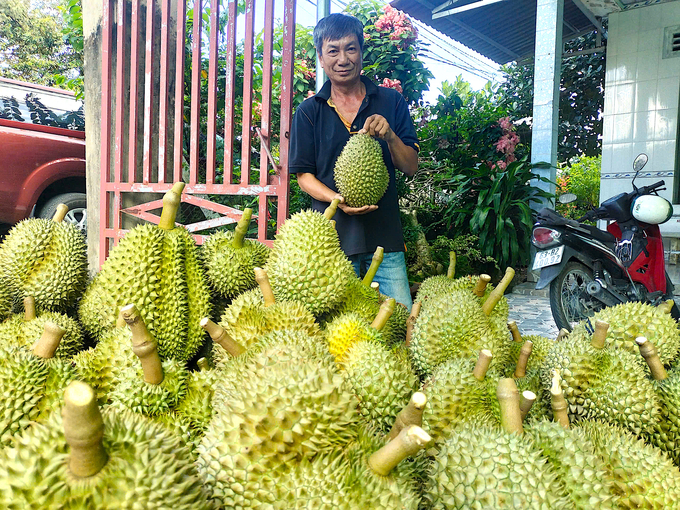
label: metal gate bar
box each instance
[99,0,296,265]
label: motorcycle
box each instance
[531,153,677,331]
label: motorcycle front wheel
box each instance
[549,261,604,331]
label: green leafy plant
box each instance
[443,158,554,269]
[555,155,601,220]
[431,234,498,278]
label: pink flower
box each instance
[498,116,512,131]
[381,78,403,94]
[495,160,507,170]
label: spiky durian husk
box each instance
[540,332,660,436]
[326,312,384,362]
[424,422,572,509]
[197,355,359,508]
[110,359,188,417]
[507,335,554,377]
[173,367,220,449]
[266,209,355,315]
[333,133,389,208]
[215,288,266,359]
[421,357,498,443]
[409,289,509,377]
[526,421,616,509]
[0,311,84,358]
[78,225,211,362]
[571,302,680,368]
[645,366,680,465]
[0,219,87,313]
[36,357,79,420]
[342,341,419,433]
[0,284,11,322]
[202,231,270,299]
[0,409,211,509]
[72,328,137,404]
[577,420,680,508]
[0,347,48,446]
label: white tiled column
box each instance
[531,0,563,208]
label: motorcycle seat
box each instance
[572,223,617,245]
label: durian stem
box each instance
[23,296,36,321]
[362,246,384,286]
[636,336,668,380]
[472,349,493,381]
[482,268,515,316]
[330,220,336,230]
[387,392,427,440]
[556,328,569,342]
[496,378,523,435]
[254,267,276,307]
[158,182,185,230]
[370,281,380,295]
[446,251,456,279]
[368,425,431,476]
[371,298,395,331]
[63,381,108,478]
[507,321,522,343]
[658,299,675,314]
[473,274,492,297]
[52,203,69,222]
[405,301,421,347]
[233,208,253,249]
[550,370,570,429]
[32,321,65,359]
[197,357,210,371]
[590,320,609,349]
[519,391,536,421]
[513,341,533,379]
[200,318,246,357]
[121,304,164,385]
[323,198,341,220]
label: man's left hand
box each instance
[359,115,395,143]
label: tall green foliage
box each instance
[555,155,601,220]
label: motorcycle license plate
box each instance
[532,246,564,270]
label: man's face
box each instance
[319,34,362,86]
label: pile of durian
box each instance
[2,184,680,508]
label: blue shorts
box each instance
[348,251,413,311]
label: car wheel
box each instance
[37,193,87,237]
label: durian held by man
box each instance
[289,12,419,311]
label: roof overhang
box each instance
[390,0,674,64]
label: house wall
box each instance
[602,1,680,235]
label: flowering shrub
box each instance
[345,0,432,105]
[555,156,601,220]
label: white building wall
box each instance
[602,1,680,235]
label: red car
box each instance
[0,78,86,234]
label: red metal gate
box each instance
[99,0,296,265]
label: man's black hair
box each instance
[313,13,364,56]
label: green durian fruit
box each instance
[0,298,84,358]
[217,287,267,351]
[197,353,360,508]
[571,301,680,368]
[266,199,355,315]
[0,284,10,322]
[0,381,210,509]
[507,323,554,376]
[577,419,680,509]
[341,340,419,433]
[173,362,219,450]
[72,327,136,404]
[0,324,78,446]
[0,206,87,313]
[201,208,270,299]
[424,421,572,509]
[421,352,499,442]
[540,321,660,436]
[526,421,617,510]
[333,133,389,207]
[327,299,394,362]
[78,183,211,362]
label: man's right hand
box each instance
[334,194,378,215]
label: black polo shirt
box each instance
[288,76,419,257]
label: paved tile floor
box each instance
[506,293,559,339]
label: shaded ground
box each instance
[506,293,559,339]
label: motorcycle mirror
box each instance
[632,153,648,190]
[558,193,577,204]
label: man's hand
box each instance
[359,115,395,143]
[334,194,378,216]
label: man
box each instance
[288,12,419,310]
